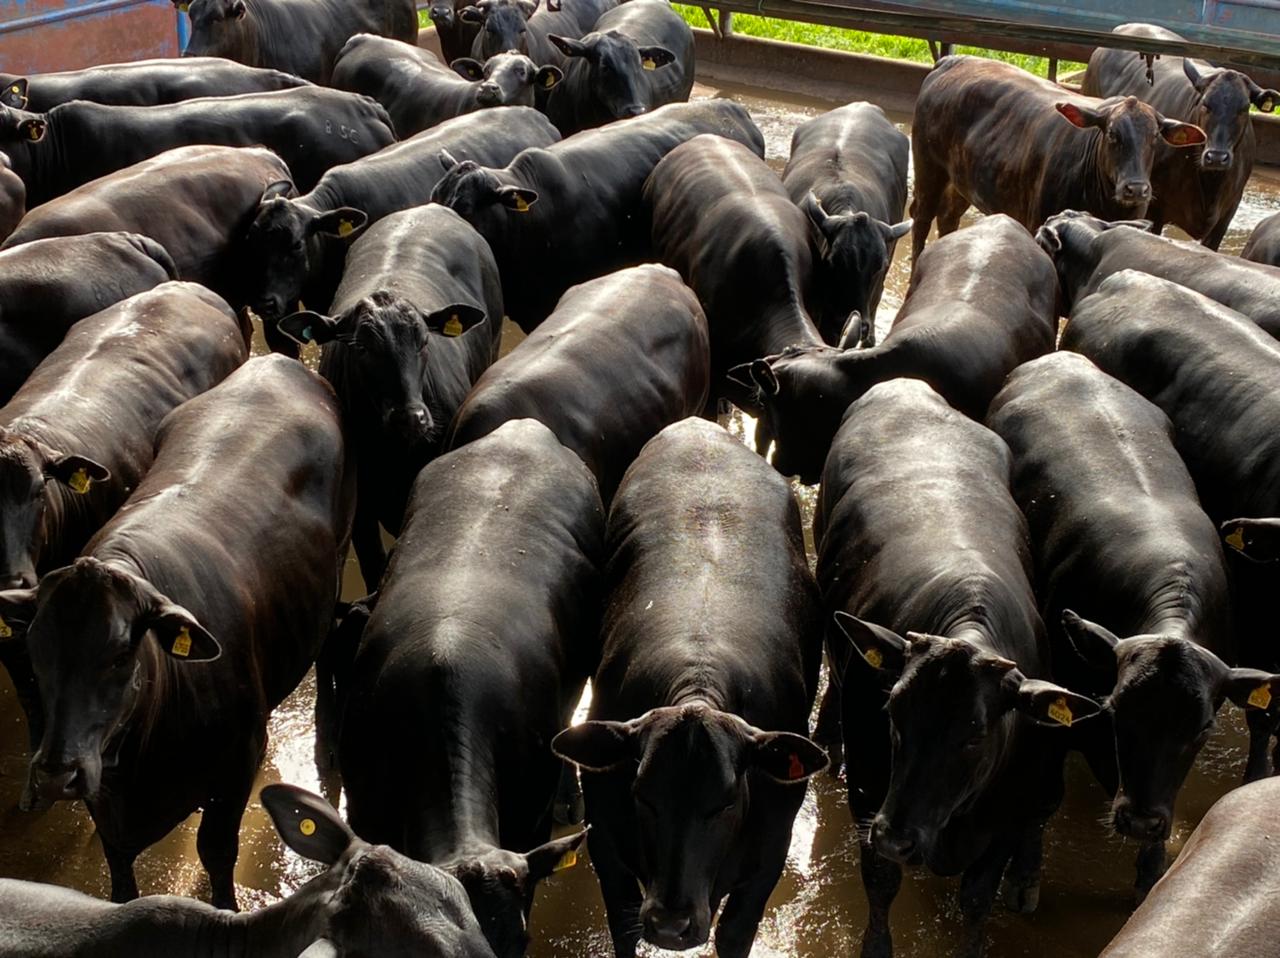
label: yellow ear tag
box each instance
[299,818,317,836]
[178,1,189,10]
[443,314,464,337]
[0,615,11,639]
[27,125,41,141]
[67,468,91,495]
[864,647,883,669]
[544,72,557,88]
[9,85,20,95]
[553,848,577,872]
[337,219,355,238]
[1250,684,1273,710]
[642,57,657,70]
[1263,97,1276,113]
[171,627,193,658]
[1226,526,1247,553]
[513,196,530,213]
[1047,696,1074,727]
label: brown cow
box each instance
[911,55,1205,259]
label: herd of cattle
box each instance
[4,3,1280,956]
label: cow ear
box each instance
[836,311,863,351]
[1221,518,1280,563]
[801,191,832,236]
[311,207,367,240]
[750,730,828,783]
[552,720,636,771]
[1182,57,1212,93]
[517,0,538,15]
[524,828,588,882]
[0,587,38,642]
[637,46,676,70]
[746,358,781,397]
[458,5,484,23]
[1253,86,1279,113]
[498,186,538,212]
[451,57,486,81]
[883,218,912,242]
[422,303,486,338]
[44,455,110,494]
[1160,119,1206,147]
[259,178,294,204]
[278,310,341,347]
[535,65,563,90]
[833,611,908,677]
[17,118,45,143]
[548,35,589,58]
[148,599,221,662]
[1221,668,1280,712]
[261,783,357,865]
[229,0,247,19]
[1055,101,1106,130]
[2,79,28,110]
[1014,678,1102,727]
[1060,610,1121,672]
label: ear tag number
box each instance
[299,818,316,836]
[171,628,193,658]
[1225,526,1247,553]
[554,848,577,872]
[68,468,91,495]
[1047,697,1074,727]
[1250,684,1273,710]
[443,314,463,337]
[863,647,883,669]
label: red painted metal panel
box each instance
[0,0,178,75]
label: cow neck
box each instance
[231,872,335,958]
[1080,128,1112,215]
[415,717,503,865]
[1137,572,1208,649]
[757,302,824,358]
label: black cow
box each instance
[4,146,293,322]
[447,264,710,503]
[644,133,824,422]
[0,232,175,402]
[432,100,764,331]
[1243,211,1280,267]
[0,59,307,112]
[429,0,481,62]
[543,0,694,135]
[332,34,561,138]
[341,419,603,957]
[1082,23,1278,249]
[180,0,418,84]
[0,783,497,957]
[988,351,1278,901]
[1062,270,1280,778]
[1038,209,1280,336]
[818,378,1099,958]
[1099,777,1280,958]
[0,151,22,242]
[0,356,354,908]
[278,204,503,590]
[0,282,248,752]
[782,102,910,347]
[553,417,826,958]
[465,0,616,65]
[244,106,558,337]
[742,214,1057,485]
[0,87,394,203]
[911,55,1205,259]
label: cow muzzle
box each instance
[25,758,95,806]
[1113,796,1171,842]
[1200,149,1232,170]
[0,569,36,590]
[476,83,503,107]
[1116,180,1152,205]
[871,815,926,865]
[640,900,707,950]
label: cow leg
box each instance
[351,503,387,593]
[813,671,843,775]
[715,819,793,958]
[1000,821,1044,914]
[909,160,946,262]
[0,644,44,752]
[102,841,141,903]
[958,838,1013,958]
[858,840,902,958]
[1133,839,1166,905]
[589,830,643,958]
[1243,707,1277,783]
[198,739,263,911]
[553,761,584,825]
[934,186,970,238]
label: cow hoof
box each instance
[859,930,893,958]
[1002,878,1040,914]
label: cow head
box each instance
[1055,96,1205,209]
[1062,611,1280,842]
[801,192,909,347]
[261,785,498,957]
[461,0,539,60]
[548,31,678,121]
[451,52,561,109]
[730,344,865,485]
[429,0,458,29]
[1035,210,1153,312]
[183,0,252,58]
[835,612,1100,865]
[279,292,486,453]
[431,152,537,222]
[553,704,825,950]
[0,78,28,110]
[1182,59,1277,171]
[245,180,366,322]
[444,832,586,957]
[0,431,109,590]
[0,102,47,184]
[0,556,220,808]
